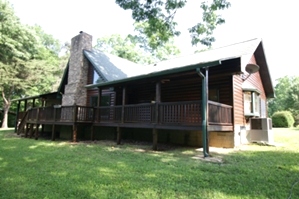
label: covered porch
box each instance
[18,100,232,145]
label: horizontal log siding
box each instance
[127,82,156,104]
[233,55,268,126]
[242,55,267,120]
[246,55,266,100]
[111,59,241,106]
[233,75,245,125]
[209,75,233,106]
[87,88,115,107]
[161,74,201,102]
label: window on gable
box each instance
[93,70,104,84]
[244,91,260,117]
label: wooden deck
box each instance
[18,100,233,133]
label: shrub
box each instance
[272,111,294,127]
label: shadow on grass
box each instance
[0,130,299,199]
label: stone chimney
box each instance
[62,32,92,106]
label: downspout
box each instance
[196,68,209,157]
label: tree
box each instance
[115,0,231,48]
[268,76,299,125]
[95,23,180,64]
[268,76,292,116]
[96,34,152,64]
[0,1,62,128]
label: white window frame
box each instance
[244,90,260,117]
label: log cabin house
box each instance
[14,32,274,155]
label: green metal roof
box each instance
[86,60,221,88]
[85,38,274,98]
[83,49,142,81]
[12,92,60,102]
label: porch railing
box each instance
[23,100,232,126]
[26,105,94,123]
[159,101,201,125]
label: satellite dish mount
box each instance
[242,64,260,81]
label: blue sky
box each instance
[8,0,299,83]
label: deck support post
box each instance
[41,124,44,136]
[73,124,77,142]
[29,124,34,138]
[153,129,158,150]
[51,125,56,141]
[35,124,40,140]
[91,125,95,141]
[25,123,30,138]
[117,127,121,145]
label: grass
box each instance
[0,128,298,199]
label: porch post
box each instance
[205,68,210,154]
[153,81,161,150]
[97,87,102,122]
[24,99,28,111]
[121,87,126,123]
[197,68,209,157]
[117,87,126,145]
[14,100,21,133]
[42,98,45,107]
[97,87,102,107]
[32,98,36,108]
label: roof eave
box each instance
[86,60,221,89]
[255,41,275,98]
[12,92,60,102]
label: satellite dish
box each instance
[245,64,260,74]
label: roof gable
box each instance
[254,41,274,98]
[83,49,142,81]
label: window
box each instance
[93,70,104,84]
[209,88,219,102]
[89,95,111,107]
[90,96,98,107]
[92,66,108,84]
[244,91,260,117]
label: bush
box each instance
[272,111,295,127]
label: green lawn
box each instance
[0,128,298,199]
